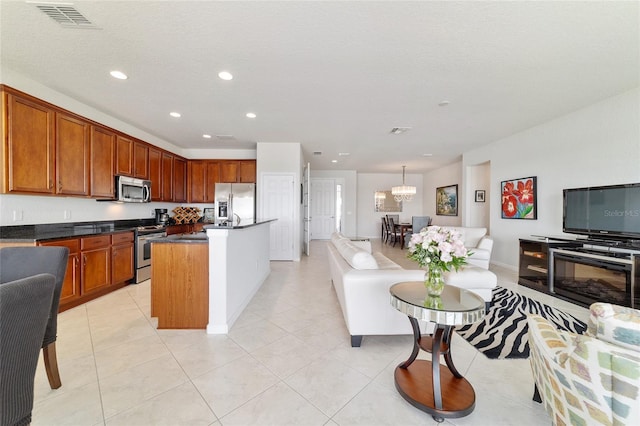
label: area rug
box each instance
[456,286,587,359]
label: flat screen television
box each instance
[563,183,640,240]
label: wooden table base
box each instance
[394,360,475,421]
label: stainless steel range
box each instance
[135,225,166,283]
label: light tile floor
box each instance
[32,239,589,426]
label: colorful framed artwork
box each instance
[501,176,537,219]
[475,190,485,202]
[436,184,458,216]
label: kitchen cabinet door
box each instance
[56,112,90,196]
[189,161,207,203]
[219,161,239,183]
[206,161,220,202]
[90,126,115,197]
[161,152,173,201]
[39,238,81,306]
[133,141,149,179]
[238,160,256,183]
[173,157,187,202]
[81,235,111,295]
[116,135,133,176]
[3,91,55,194]
[112,232,134,285]
[149,147,162,201]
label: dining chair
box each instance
[405,216,431,247]
[387,217,400,247]
[0,246,69,390]
[0,273,56,426]
[381,217,390,243]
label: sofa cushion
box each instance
[333,238,379,270]
[372,252,402,270]
[447,227,487,248]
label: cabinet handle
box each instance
[49,179,53,189]
[58,181,62,192]
[83,255,87,266]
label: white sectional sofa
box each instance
[327,232,424,346]
[445,227,494,269]
[327,232,497,347]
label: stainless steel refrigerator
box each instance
[214,183,256,226]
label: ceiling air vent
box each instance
[215,135,235,140]
[31,2,99,29]
[390,127,411,135]
[313,151,323,156]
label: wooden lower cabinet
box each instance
[151,242,208,328]
[40,238,81,306]
[39,231,134,311]
[112,232,134,285]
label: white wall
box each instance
[465,161,491,230]
[422,162,463,227]
[0,193,182,226]
[464,87,640,269]
[357,172,423,238]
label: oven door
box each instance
[136,233,165,269]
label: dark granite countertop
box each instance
[0,219,157,243]
[151,232,208,244]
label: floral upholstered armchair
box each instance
[527,303,640,426]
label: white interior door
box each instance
[310,178,335,240]
[262,174,294,260]
[303,163,311,255]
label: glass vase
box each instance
[424,265,445,296]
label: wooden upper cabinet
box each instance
[161,152,173,201]
[3,91,55,194]
[188,160,220,203]
[239,160,256,183]
[219,161,239,183]
[188,161,207,203]
[115,135,133,176]
[149,147,162,201]
[133,141,149,179]
[206,161,220,201]
[90,126,115,198]
[219,160,256,183]
[56,112,90,196]
[173,157,187,202]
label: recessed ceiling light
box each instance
[422,153,433,157]
[169,112,181,118]
[338,152,350,156]
[203,134,212,139]
[331,160,338,163]
[246,112,256,118]
[110,70,127,80]
[438,100,450,107]
[218,71,233,80]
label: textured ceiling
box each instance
[1,1,638,173]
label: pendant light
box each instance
[392,166,416,202]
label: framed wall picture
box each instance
[436,184,458,216]
[501,176,537,219]
[203,208,215,223]
[475,190,485,202]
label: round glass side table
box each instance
[389,282,485,423]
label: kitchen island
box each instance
[150,219,275,333]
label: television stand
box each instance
[519,236,640,309]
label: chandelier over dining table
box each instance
[392,165,416,202]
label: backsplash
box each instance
[0,194,180,226]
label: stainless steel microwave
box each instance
[116,176,151,203]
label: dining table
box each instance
[395,223,413,248]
